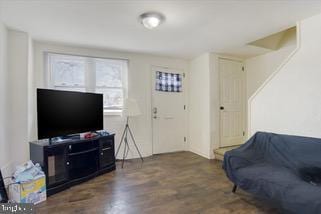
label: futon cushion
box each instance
[236,163,321,213]
[236,163,302,199]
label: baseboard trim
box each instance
[189,148,212,159]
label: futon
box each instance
[223,132,321,214]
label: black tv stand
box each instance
[30,133,115,196]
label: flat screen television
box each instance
[37,89,103,139]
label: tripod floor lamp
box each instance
[115,98,144,168]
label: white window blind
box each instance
[46,53,128,111]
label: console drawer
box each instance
[67,141,98,154]
[100,139,115,168]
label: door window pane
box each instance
[155,71,182,92]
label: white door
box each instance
[151,66,186,154]
[219,58,245,147]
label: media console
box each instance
[29,133,115,196]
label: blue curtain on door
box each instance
[155,71,182,92]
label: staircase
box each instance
[214,145,241,161]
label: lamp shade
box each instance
[122,98,141,117]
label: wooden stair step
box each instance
[214,145,241,160]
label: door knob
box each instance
[153,107,157,114]
[220,106,224,110]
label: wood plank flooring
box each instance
[36,152,278,214]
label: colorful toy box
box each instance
[9,175,46,204]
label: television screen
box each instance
[37,89,103,139]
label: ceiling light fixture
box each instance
[139,12,165,29]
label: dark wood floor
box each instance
[36,152,278,214]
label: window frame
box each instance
[45,52,128,115]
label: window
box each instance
[46,53,128,112]
[49,54,86,92]
[155,71,182,92]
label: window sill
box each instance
[104,109,122,116]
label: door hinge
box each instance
[243,131,245,136]
[184,105,186,110]
[242,66,244,71]
[184,137,187,142]
[183,73,185,78]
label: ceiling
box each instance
[1,0,321,59]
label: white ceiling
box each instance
[1,0,321,59]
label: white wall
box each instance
[33,41,189,159]
[0,20,10,169]
[246,45,295,99]
[0,28,34,175]
[249,14,321,138]
[28,38,36,141]
[189,53,213,158]
[7,29,31,165]
[189,53,232,159]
